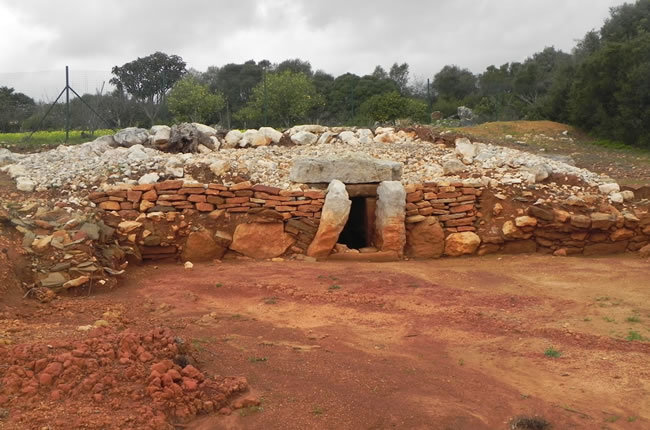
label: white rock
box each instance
[127,144,148,161]
[455,137,478,164]
[259,127,283,144]
[164,165,184,178]
[442,159,466,175]
[287,124,327,135]
[16,177,35,192]
[150,125,171,146]
[209,160,230,176]
[609,192,624,203]
[317,132,335,145]
[621,190,635,201]
[223,130,243,148]
[184,261,194,269]
[599,183,620,194]
[113,127,149,147]
[291,131,318,145]
[138,172,160,185]
[192,123,217,137]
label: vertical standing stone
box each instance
[375,181,406,257]
[307,180,351,258]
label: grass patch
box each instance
[626,315,641,323]
[0,129,114,147]
[311,406,324,415]
[510,415,550,429]
[544,347,562,358]
[248,356,268,363]
[263,297,278,305]
[627,416,637,422]
[328,285,341,291]
[214,282,223,288]
[626,331,644,341]
[603,316,615,323]
[238,405,263,417]
[604,414,620,423]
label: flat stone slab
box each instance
[290,157,402,184]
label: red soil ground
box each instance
[1,254,649,429]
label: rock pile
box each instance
[0,124,618,201]
[0,326,253,428]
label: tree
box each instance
[358,91,428,124]
[372,65,388,79]
[235,71,324,127]
[433,65,477,100]
[0,87,35,132]
[276,58,313,76]
[389,62,410,95]
[110,51,186,125]
[211,61,263,128]
[167,76,225,124]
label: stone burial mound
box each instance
[0,122,649,298]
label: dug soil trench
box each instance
[1,255,649,429]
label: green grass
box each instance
[626,315,641,323]
[248,356,268,363]
[626,331,644,341]
[238,405,263,417]
[544,347,562,358]
[604,414,620,423]
[311,406,324,415]
[0,129,114,147]
[603,316,615,323]
[328,285,341,291]
[214,282,223,288]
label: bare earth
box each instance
[2,255,649,429]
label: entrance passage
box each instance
[339,197,376,249]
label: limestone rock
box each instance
[259,127,283,144]
[454,138,477,164]
[598,183,620,194]
[590,212,616,230]
[113,127,149,147]
[209,160,230,176]
[291,131,318,145]
[138,173,160,185]
[375,181,406,256]
[307,180,351,258]
[514,216,537,228]
[405,216,444,258]
[230,223,295,259]
[290,156,402,184]
[16,177,35,192]
[639,244,650,258]
[570,214,591,229]
[223,130,243,148]
[182,230,226,261]
[444,232,481,256]
[442,159,466,175]
[150,125,171,146]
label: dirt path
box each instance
[1,255,649,429]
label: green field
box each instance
[0,129,115,148]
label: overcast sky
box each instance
[0,0,628,100]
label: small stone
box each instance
[184,261,194,269]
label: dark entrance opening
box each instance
[339,197,376,249]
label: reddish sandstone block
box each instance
[279,190,303,197]
[450,204,474,213]
[226,207,249,213]
[99,201,121,211]
[158,194,186,201]
[226,197,250,204]
[108,196,125,202]
[188,194,207,203]
[127,190,142,203]
[252,184,281,195]
[88,191,107,200]
[208,183,228,190]
[437,192,462,199]
[178,188,206,194]
[444,216,476,227]
[230,181,252,191]
[107,190,127,198]
[457,195,477,202]
[419,207,434,216]
[154,180,183,191]
[297,205,319,212]
[457,226,477,232]
[219,191,236,197]
[195,202,214,212]
[206,196,225,204]
[304,190,325,199]
[120,202,134,210]
[292,211,312,217]
[132,184,154,191]
[276,206,293,212]
[406,202,418,211]
[142,189,158,200]
[406,190,423,203]
[423,192,437,200]
[234,190,254,197]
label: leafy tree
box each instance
[235,71,324,127]
[168,76,225,124]
[433,65,477,100]
[371,65,388,79]
[389,62,410,95]
[276,58,313,76]
[0,87,35,132]
[358,91,428,124]
[211,60,263,128]
[110,52,186,125]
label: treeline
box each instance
[1,0,648,147]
